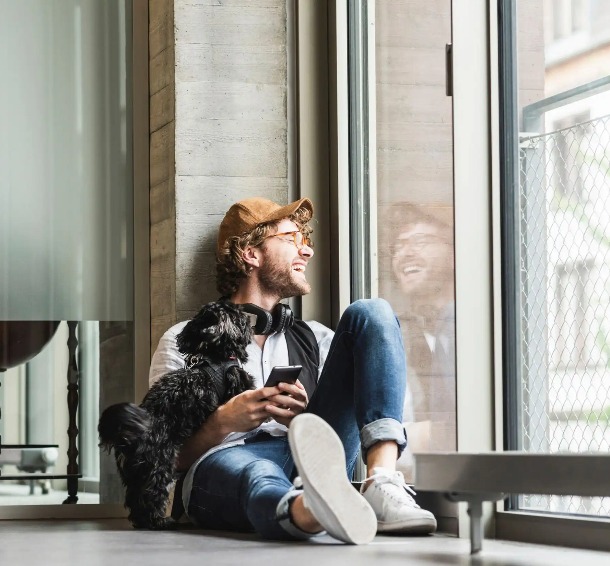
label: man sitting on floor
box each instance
[150,196,437,544]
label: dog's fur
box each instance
[98,301,254,530]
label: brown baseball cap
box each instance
[217,197,314,254]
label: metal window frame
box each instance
[343,0,378,483]
[346,0,377,303]
[327,0,352,325]
[294,0,333,326]
[452,0,496,538]
[497,0,522,505]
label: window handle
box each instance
[446,43,453,97]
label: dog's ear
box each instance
[212,302,253,361]
[176,303,219,355]
[177,302,252,361]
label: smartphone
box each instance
[264,365,302,388]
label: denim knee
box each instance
[241,459,292,502]
[343,298,397,328]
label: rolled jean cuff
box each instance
[360,418,407,459]
[276,488,322,540]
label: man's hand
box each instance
[214,386,283,432]
[264,380,309,427]
[177,386,280,471]
[177,383,308,471]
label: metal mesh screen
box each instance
[518,114,610,516]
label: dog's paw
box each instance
[131,516,178,530]
[150,517,179,531]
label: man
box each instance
[150,197,436,544]
[389,202,456,450]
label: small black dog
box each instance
[98,301,254,529]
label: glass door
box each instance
[346,0,456,488]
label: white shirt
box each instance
[148,319,334,514]
[149,319,334,443]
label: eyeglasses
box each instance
[393,233,446,253]
[264,230,312,250]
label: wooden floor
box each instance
[1,519,610,565]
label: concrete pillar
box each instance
[149,0,290,350]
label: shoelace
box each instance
[362,469,421,508]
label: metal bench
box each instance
[414,452,610,554]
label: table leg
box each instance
[446,492,505,555]
[63,321,79,504]
[467,499,483,554]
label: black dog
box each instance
[98,301,254,529]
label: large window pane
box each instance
[349,0,456,480]
[0,0,134,506]
[505,0,610,516]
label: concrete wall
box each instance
[149,0,289,351]
[150,0,177,351]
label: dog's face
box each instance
[176,301,252,363]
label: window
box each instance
[0,0,147,510]
[345,0,456,503]
[551,112,590,201]
[502,0,610,518]
[548,0,589,42]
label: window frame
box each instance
[452,0,498,538]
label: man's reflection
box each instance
[389,202,456,454]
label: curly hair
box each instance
[216,207,313,297]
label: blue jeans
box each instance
[187,298,407,539]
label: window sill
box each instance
[496,509,610,552]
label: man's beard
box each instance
[258,258,311,299]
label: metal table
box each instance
[414,452,610,553]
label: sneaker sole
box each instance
[376,518,437,535]
[288,414,377,545]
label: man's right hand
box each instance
[177,386,283,471]
[214,386,282,432]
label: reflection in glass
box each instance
[375,1,455,481]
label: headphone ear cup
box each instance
[239,302,294,334]
[255,311,274,335]
[272,304,294,333]
[283,305,294,331]
[240,303,273,334]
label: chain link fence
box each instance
[518,113,610,516]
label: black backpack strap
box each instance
[220,359,240,373]
[285,320,320,400]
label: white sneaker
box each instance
[288,414,377,545]
[361,467,437,534]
